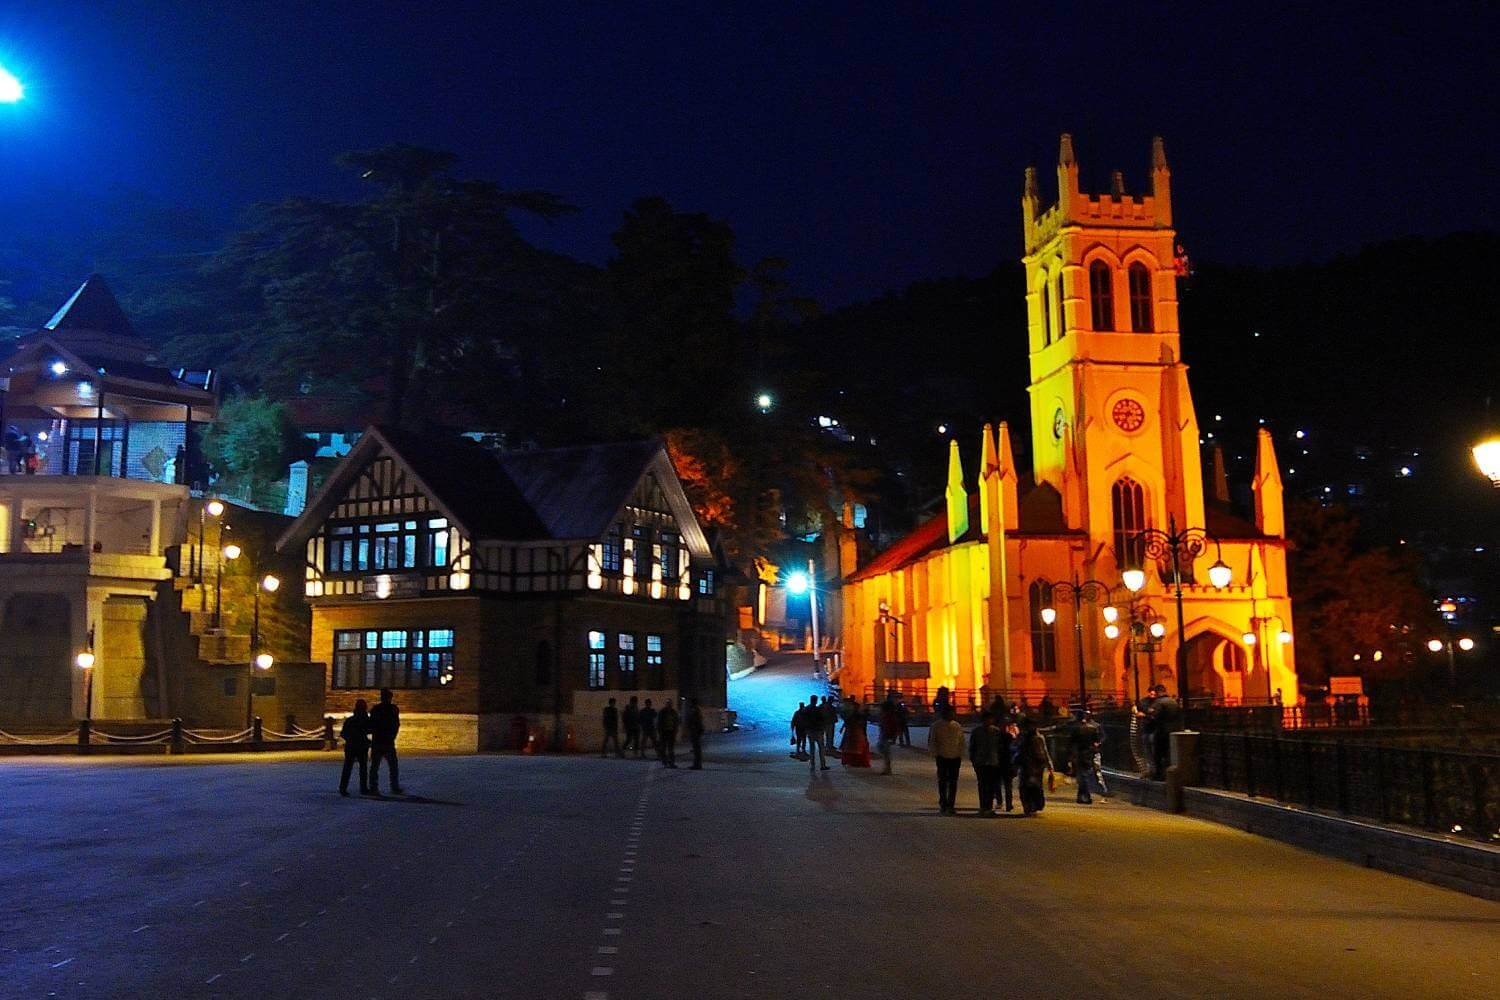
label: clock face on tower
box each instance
[1052,408,1067,440]
[1111,398,1146,433]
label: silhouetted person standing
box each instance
[657,700,679,767]
[338,699,370,796]
[368,687,403,796]
[968,709,1003,816]
[638,698,658,759]
[805,694,830,772]
[602,698,622,757]
[686,698,705,769]
[623,696,641,755]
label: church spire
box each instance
[945,439,969,544]
[1151,135,1172,226]
[1252,428,1285,537]
[1057,132,1078,218]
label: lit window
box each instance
[602,523,623,573]
[618,632,637,685]
[646,634,665,687]
[698,569,716,596]
[1039,278,1052,346]
[1112,477,1146,569]
[588,630,607,689]
[1128,263,1153,332]
[332,628,454,689]
[1089,260,1114,331]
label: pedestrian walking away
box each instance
[601,697,622,758]
[638,698,658,759]
[805,695,830,772]
[368,687,403,796]
[623,696,641,756]
[1144,684,1181,780]
[997,717,1017,812]
[968,709,1003,815]
[685,698,705,769]
[930,704,965,813]
[657,700,679,767]
[897,699,912,747]
[791,701,808,757]
[338,699,371,796]
[822,696,838,755]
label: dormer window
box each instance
[1089,260,1114,331]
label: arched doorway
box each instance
[1183,632,1247,703]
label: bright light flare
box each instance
[1427,639,1444,653]
[1458,637,1475,652]
[1040,607,1056,626]
[1149,622,1167,639]
[1121,568,1146,593]
[75,650,95,670]
[0,67,23,104]
[1474,437,1500,487]
[785,571,809,595]
[254,652,274,670]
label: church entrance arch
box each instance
[1183,631,1247,704]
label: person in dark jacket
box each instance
[1068,709,1104,804]
[1016,717,1052,816]
[1145,684,1181,780]
[638,699,658,759]
[996,717,1017,812]
[367,688,403,796]
[657,700,679,767]
[623,696,640,755]
[968,710,1004,816]
[685,698,706,769]
[822,696,839,753]
[602,698,622,758]
[338,699,370,796]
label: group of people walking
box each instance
[601,695,706,769]
[797,686,1115,818]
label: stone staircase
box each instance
[167,544,252,665]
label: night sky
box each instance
[0,2,1494,305]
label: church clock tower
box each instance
[1022,134,1205,573]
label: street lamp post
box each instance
[1118,600,1166,703]
[197,498,225,599]
[1040,575,1112,705]
[1427,636,1475,687]
[245,571,280,727]
[1123,514,1232,705]
[76,626,96,723]
[216,542,241,629]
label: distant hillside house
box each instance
[277,426,731,751]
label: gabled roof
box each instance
[277,426,711,558]
[498,440,665,541]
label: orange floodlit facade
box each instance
[838,136,1297,706]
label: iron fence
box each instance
[1195,731,1497,844]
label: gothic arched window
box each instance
[1028,580,1056,673]
[1112,477,1147,569]
[1039,279,1052,346]
[1053,275,1065,339]
[1089,260,1115,331]
[1129,262,1154,332]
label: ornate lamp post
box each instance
[244,571,280,727]
[1040,575,1113,704]
[1110,600,1166,703]
[1427,636,1475,687]
[1122,515,1232,705]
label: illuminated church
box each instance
[838,136,1297,706]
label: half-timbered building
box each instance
[277,425,730,750]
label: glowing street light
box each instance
[1039,606,1056,626]
[76,624,95,723]
[755,391,775,413]
[1473,436,1500,488]
[215,543,240,629]
[1121,567,1147,593]
[785,570,809,595]
[1427,636,1475,687]
[0,66,24,104]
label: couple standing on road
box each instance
[338,688,403,797]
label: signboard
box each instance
[361,573,424,600]
[877,661,931,680]
[1328,675,1364,696]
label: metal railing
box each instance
[1102,721,1499,844]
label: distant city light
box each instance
[49,360,68,376]
[1294,429,1306,439]
[936,424,948,435]
[755,392,774,413]
[1398,466,1412,477]
[785,571,810,595]
[0,66,23,104]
